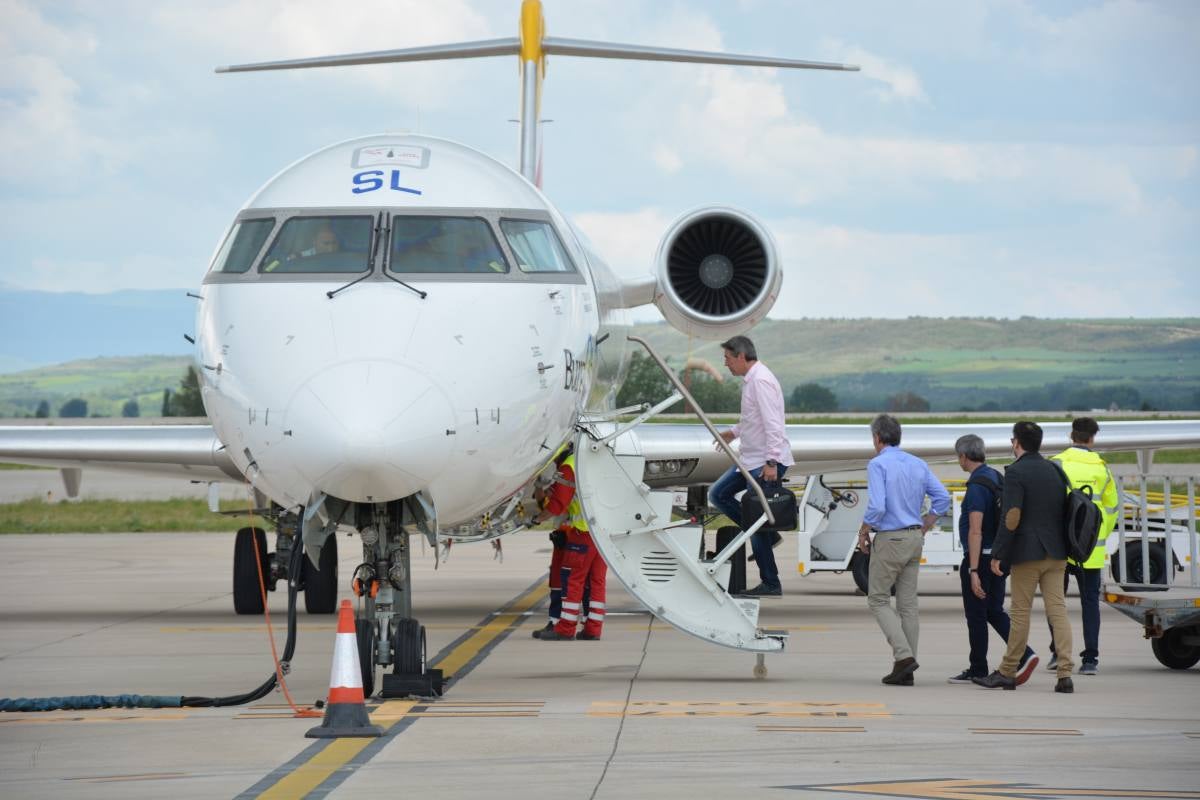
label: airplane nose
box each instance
[284,360,456,502]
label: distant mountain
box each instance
[0,289,194,373]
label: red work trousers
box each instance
[553,528,607,639]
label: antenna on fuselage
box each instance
[215,0,859,188]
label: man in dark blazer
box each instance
[973,421,1076,694]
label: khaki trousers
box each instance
[867,528,923,661]
[1001,557,1074,679]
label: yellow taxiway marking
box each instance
[969,727,1082,736]
[254,582,548,799]
[589,700,888,719]
[257,734,386,800]
[791,779,1200,799]
[238,699,544,722]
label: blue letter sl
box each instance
[389,169,422,195]
[352,170,384,194]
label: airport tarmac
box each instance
[1,530,1197,800]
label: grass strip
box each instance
[0,498,268,534]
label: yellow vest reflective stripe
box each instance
[561,453,589,532]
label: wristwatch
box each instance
[969,567,979,573]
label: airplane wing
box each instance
[635,420,1200,488]
[0,424,241,484]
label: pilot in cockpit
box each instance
[300,224,340,258]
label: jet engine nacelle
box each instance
[653,207,781,341]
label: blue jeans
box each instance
[1049,564,1101,664]
[959,555,1033,676]
[709,464,788,590]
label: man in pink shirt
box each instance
[709,335,795,597]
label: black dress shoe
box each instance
[972,670,1016,690]
[737,583,782,598]
[1055,677,1074,693]
[882,657,919,684]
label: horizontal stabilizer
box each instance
[542,36,859,71]
[216,37,522,73]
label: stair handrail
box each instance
[626,335,775,526]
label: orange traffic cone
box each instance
[305,599,382,739]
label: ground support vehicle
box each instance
[1103,475,1199,670]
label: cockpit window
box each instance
[259,216,372,273]
[499,219,576,274]
[212,219,274,274]
[389,216,508,274]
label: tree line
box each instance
[26,366,206,419]
[614,352,1183,414]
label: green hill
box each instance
[1,318,1196,417]
[628,317,1200,411]
[0,355,191,418]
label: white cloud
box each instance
[825,41,928,104]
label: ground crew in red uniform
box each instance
[531,445,588,638]
[534,450,605,641]
[531,523,569,638]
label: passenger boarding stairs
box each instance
[573,336,787,659]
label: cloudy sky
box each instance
[2,0,1197,319]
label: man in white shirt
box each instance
[709,335,795,597]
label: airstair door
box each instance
[573,427,785,652]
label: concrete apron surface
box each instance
[0,531,1197,800]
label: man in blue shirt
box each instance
[856,414,950,685]
[950,434,1038,685]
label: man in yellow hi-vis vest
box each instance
[1048,417,1119,675]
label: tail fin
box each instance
[216,0,858,187]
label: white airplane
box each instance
[3,1,1198,696]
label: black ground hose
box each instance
[1,541,308,713]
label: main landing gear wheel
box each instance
[392,618,427,675]
[303,534,339,614]
[233,526,268,615]
[356,617,377,697]
[1151,625,1200,670]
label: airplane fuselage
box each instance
[196,134,627,527]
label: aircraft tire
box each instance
[303,534,339,614]
[356,617,377,697]
[233,527,268,615]
[392,618,426,675]
[1151,625,1200,670]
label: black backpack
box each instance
[1050,461,1103,563]
[965,471,1003,539]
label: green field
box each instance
[0,498,268,534]
[0,355,191,418]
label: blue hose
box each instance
[0,695,183,712]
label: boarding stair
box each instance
[572,336,787,657]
